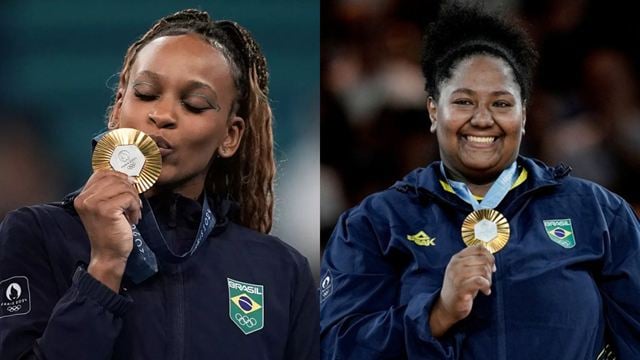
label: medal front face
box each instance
[109,145,146,177]
[461,209,510,253]
[92,128,162,193]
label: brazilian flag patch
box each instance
[228,278,264,335]
[543,219,576,248]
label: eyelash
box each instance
[451,99,513,108]
[182,101,207,114]
[493,101,512,108]
[134,92,215,114]
[453,99,473,105]
[135,92,157,101]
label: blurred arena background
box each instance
[0,1,320,278]
[321,0,640,251]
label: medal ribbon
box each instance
[125,194,216,284]
[440,161,518,210]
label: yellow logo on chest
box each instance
[407,231,436,246]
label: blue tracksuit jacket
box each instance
[320,156,640,359]
[0,192,319,359]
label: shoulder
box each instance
[557,176,637,228]
[523,156,633,221]
[557,175,628,210]
[0,204,72,263]
[328,168,434,255]
[521,156,628,209]
[341,167,434,230]
[1,203,71,236]
[223,222,311,270]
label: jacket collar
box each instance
[60,188,236,231]
[393,155,570,206]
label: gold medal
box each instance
[461,209,510,253]
[91,128,162,193]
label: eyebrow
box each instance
[134,70,217,95]
[184,80,217,96]
[452,88,515,97]
[135,70,162,82]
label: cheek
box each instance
[118,98,149,126]
[436,110,462,140]
[503,116,524,137]
[182,120,226,154]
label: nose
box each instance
[470,105,494,128]
[148,98,177,129]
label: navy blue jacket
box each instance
[320,156,640,359]
[0,192,319,359]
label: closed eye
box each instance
[182,94,220,114]
[182,101,211,114]
[134,91,158,101]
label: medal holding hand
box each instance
[74,128,161,291]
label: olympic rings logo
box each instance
[234,313,257,327]
[6,305,21,312]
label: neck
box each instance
[467,182,493,197]
[444,166,497,197]
[145,177,205,201]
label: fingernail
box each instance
[493,264,497,272]
[128,176,136,184]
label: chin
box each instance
[459,160,505,183]
[462,157,501,171]
[153,171,182,189]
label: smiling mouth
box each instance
[465,135,497,144]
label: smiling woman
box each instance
[428,55,526,190]
[0,9,318,360]
[320,3,640,359]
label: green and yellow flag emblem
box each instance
[543,219,575,248]
[228,278,264,335]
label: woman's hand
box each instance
[74,170,142,292]
[429,245,495,337]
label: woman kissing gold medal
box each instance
[91,128,162,193]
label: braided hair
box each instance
[421,3,538,101]
[107,9,274,234]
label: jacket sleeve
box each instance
[284,256,320,360]
[0,207,132,360]
[598,201,640,359]
[320,208,460,359]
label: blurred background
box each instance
[0,1,320,278]
[321,0,640,251]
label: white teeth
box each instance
[467,136,495,144]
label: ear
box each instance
[427,97,438,133]
[108,89,125,129]
[217,115,246,158]
[521,99,527,135]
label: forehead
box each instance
[130,33,232,85]
[442,55,519,95]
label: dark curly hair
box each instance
[107,9,275,234]
[421,3,538,101]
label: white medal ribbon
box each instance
[440,161,518,210]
